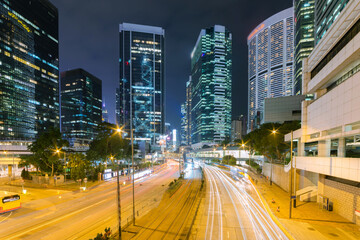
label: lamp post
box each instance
[55,149,66,182]
[270,129,277,186]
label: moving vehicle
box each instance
[0,191,21,213]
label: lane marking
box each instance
[6,199,108,240]
[0,212,12,223]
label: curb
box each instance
[248,176,295,240]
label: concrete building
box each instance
[286,0,360,225]
[231,115,247,141]
[247,7,294,132]
[263,95,305,124]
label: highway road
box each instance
[0,163,179,240]
[194,165,289,240]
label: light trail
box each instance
[203,164,289,240]
[204,166,223,240]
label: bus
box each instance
[0,191,21,214]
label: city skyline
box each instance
[51,0,292,131]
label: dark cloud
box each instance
[52,0,292,130]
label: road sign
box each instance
[291,196,296,199]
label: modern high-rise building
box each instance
[231,115,247,141]
[190,25,232,147]
[314,0,349,45]
[116,23,165,147]
[102,101,109,123]
[0,0,59,141]
[180,103,187,145]
[247,7,294,132]
[185,78,192,145]
[61,69,102,146]
[294,0,315,95]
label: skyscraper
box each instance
[314,0,349,45]
[180,103,187,145]
[190,25,232,147]
[185,77,192,145]
[61,69,102,146]
[102,101,109,123]
[116,23,165,146]
[247,8,294,132]
[0,0,59,141]
[294,0,315,95]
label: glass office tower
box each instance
[61,69,102,146]
[294,0,315,95]
[315,0,349,45]
[247,8,294,132]
[185,78,192,145]
[0,0,59,140]
[191,25,232,146]
[116,23,165,145]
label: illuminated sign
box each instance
[8,12,31,33]
[247,23,265,40]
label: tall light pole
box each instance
[270,129,277,186]
[115,127,124,239]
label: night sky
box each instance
[51,0,292,131]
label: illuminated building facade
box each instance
[102,101,109,123]
[180,103,187,145]
[61,69,102,145]
[247,8,294,132]
[314,0,349,45]
[294,0,315,95]
[116,23,165,145]
[185,78,192,145]
[0,0,59,141]
[191,25,232,147]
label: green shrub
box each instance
[21,169,32,180]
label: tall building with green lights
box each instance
[0,0,59,142]
[190,25,232,147]
[315,0,349,45]
[294,0,315,95]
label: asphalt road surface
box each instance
[0,163,179,240]
[194,165,289,240]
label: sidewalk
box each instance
[247,170,360,240]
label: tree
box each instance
[87,123,132,164]
[222,155,236,165]
[67,153,90,181]
[22,128,68,176]
[242,121,300,162]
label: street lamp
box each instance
[116,126,135,226]
[270,129,278,186]
[54,148,66,183]
[114,128,123,240]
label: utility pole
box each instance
[289,130,293,219]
